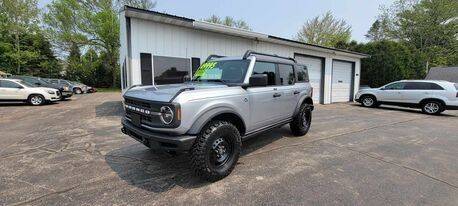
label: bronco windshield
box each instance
[193,60,250,84]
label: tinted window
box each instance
[404,82,444,90]
[0,80,22,88]
[153,56,190,85]
[297,65,309,82]
[278,64,295,85]
[384,82,405,90]
[252,62,277,85]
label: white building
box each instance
[119,6,368,104]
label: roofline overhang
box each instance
[122,6,369,59]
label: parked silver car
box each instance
[355,80,458,114]
[121,51,314,181]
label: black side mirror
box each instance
[249,74,268,87]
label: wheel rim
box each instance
[76,89,81,94]
[31,96,42,105]
[210,137,233,168]
[300,107,311,129]
[363,97,374,106]
[424,103,439,113]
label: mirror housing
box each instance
[249,74,268,87]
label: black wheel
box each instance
[28,94,45,106]
[360,95,378,107]
[190,120,241,182]
[290,103,312,136]
[74,88,82,94]
[421,100,443,115]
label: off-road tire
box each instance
[360,95,378,108]
[28,94,45,106]
[190,120,241,182]
[421,100,443,115]
[290,103,312,136]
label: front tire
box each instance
[28,94,45,106]
[190,120,241,182]
[74,88,82,94]
[360,95,378,107]
[290,103,312,136]
[421,101,443,115]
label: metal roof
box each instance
[121,6,369,59]
[425,67,458,83]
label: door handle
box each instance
[273,93,281,98]
[293,91,300,95]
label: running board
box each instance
[242,118,292,140]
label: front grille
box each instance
[125,98,151,108]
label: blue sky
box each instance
[39,0,395,42]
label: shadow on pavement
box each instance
[95,101,124,117]
[105,125,295,193]
[350,103,457,117]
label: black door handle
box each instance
[293,91,300,95]
[273,93,281,98]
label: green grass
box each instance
[96,87,121,93]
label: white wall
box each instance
[123,17,362,104]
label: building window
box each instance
[153,56,190,85]
[140,53,152,85]
[278,64,295,85]
[191,57,201,75]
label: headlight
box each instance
[159,106,174,124]
[47,90,55,94]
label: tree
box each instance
[356,40,425,87]
[365,19,391,41]
[0,0,40,74]
[203,15,251,30]
[65,42,83,81]
[296,11,352,47]
[117,0,156,10]
[375,0,458,67]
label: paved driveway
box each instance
[1,93,457,205]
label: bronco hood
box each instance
[123,82,228,102]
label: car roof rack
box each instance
[205,54,226,62]
[242,50,296,63]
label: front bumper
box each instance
[61,91,73,98]
[121,118,196,152]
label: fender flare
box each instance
[293,96,313,116]
[187,106,246,135]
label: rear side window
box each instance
[278,64,295,85]
[384,82,406,90]
[297,65,309,82]
[404,82,444,90]
[0,80,21,88]
[252,62,277,85]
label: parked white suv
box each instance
[355,80,458,114]
[0,79,61,106]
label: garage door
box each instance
[295,55,323,103]
[331,60,353,102]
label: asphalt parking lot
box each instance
[1,92,457,205]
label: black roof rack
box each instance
[205,54,226,62]
[242,50,296,63]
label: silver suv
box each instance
[121,51,314,181]
[356,80,458,114]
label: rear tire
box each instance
[360,95,378,108]
[421,100,443,115]
[190,120,241,182]
[290,103,312,136]
[28,94,45,106]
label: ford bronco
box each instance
[121,51,314,181]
